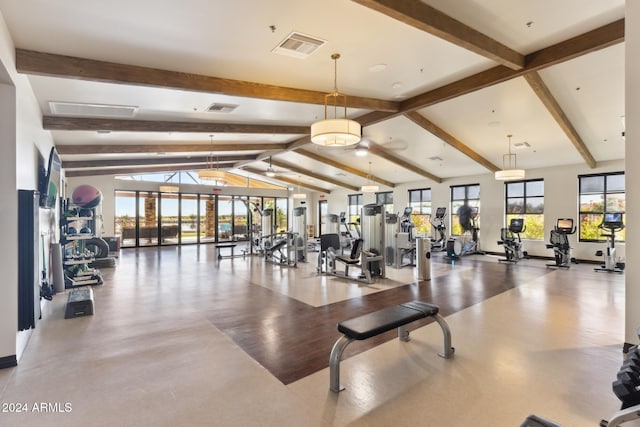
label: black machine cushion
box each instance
[320,233,341,252]
[335,238,363,265]
[337,301,439,340]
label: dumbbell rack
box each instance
[60,199,103,288]
[601,345,640,426]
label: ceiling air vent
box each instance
[272,32,326,59]
[49,101,138,118]
[206,102,238,113]
[513,141,531,149]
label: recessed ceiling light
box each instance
[368,64,387,73]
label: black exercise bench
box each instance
[329,300,454,392]
[214,243,237,259]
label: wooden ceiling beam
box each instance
[56,143,285,155]
[352,0,524,70]
[43,116,308,134]
[404,111,500,173]
[267,158,360,192]
[16,49,398,112]
[243,167,331,193]
[359,19,624,127]
[66,164,213,177]
[62,154,254,169]
[294,148,395,188]
[523,71,597,168]
[367,143,443,183]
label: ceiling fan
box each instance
[333,137,409,156]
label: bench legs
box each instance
[398,314,454,357]
[432,314,455,358]
[329,335,353,392]
[329,314,454,392]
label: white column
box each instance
[625,0,640,347]
[0,82,17,362]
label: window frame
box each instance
[408,188,432,235]
[450,184,480,236]
[504,178,545,240]
[348,193,363,224]
[578,172,625,242]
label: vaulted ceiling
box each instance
[0,0,626,193]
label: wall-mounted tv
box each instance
[39,147,61,209]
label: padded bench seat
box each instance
[338,301,439,340]
[329,300,454,392]
[214,243,237,259]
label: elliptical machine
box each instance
[430,207,447,251]
[446,205,482,258]
[395,207,416,267]
[545,218,576,268]
[497,218,527,263]
[594,212,625,273]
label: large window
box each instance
[139,192,159,246]
[275,198,289,232]
[450,184,480,236]
[579,172,625,242]
[408,188,431,234]
[199,195,216,243]
[160,192,180,245]
[348,194,363,224]
[115,190,137,247]
[180,194,199,244]
[115,190,288,247]
[376,191,394,214]
[505,179,544,240]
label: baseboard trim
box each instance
[0,354,17,369]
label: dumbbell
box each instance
[620,359,640,374]
[612,379,640,405]
[617,369,640,387]
[613,379,637,401]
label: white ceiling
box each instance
[0,0,626,192]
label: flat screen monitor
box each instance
[39,147,61,209]
[509,218,523,232]
[435,207,446,218]
[603,212,623,226]
[556,218,574,232]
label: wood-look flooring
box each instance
[106,245,553,385]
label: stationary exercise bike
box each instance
[497,218,527,263]
[545,218,576,268]
[446,205,483,258]
[594,212,625,273]
[430,207,447,251]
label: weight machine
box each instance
[545,218,576,268]
[291,206,307,262]
[261,231,299,267]
[594,212,625,273]
[327,203,386,283]
[326,213,350,253]
[497,218,527,263]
